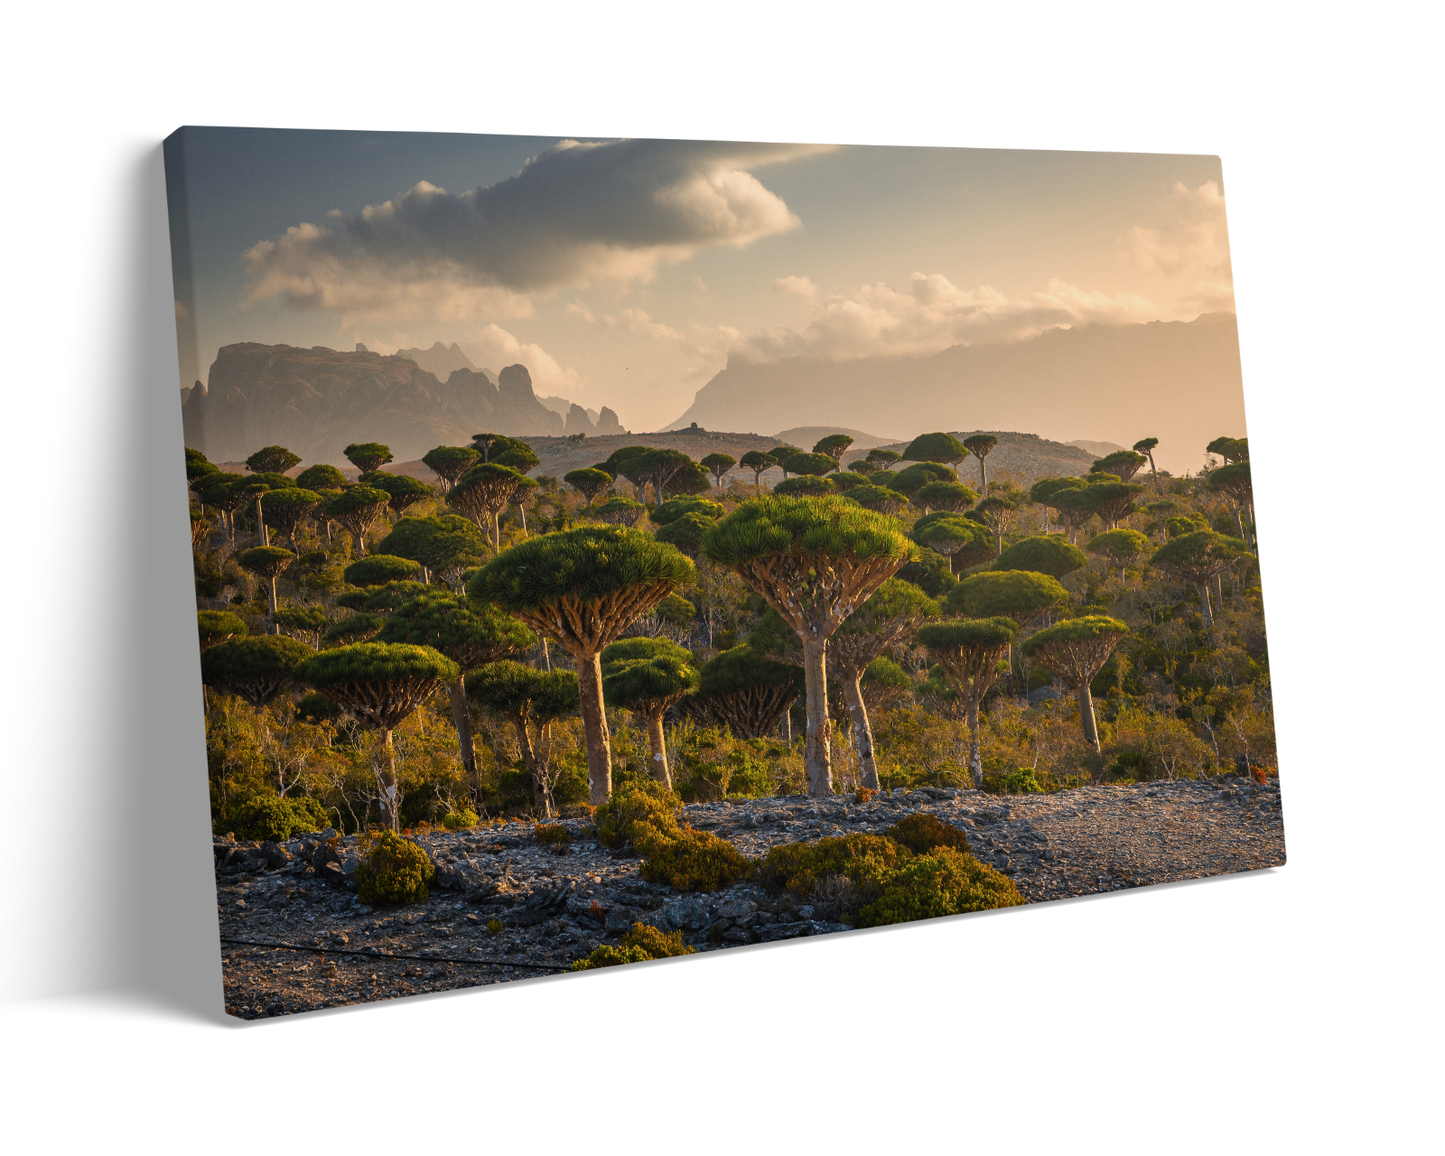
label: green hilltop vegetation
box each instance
[188,427,1271,859]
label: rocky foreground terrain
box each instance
[216,777,1285,1021]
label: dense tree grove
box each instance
[187,426,1275,836]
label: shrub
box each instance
[486,919,503,935]
[229,794,329,842]
[886,812,971,855]
[533,823,572,847]
[442,809,479,830]
[594,780,682,849]
[569,922,696,970]
[355,830,435,907]
[855,787,878,804]
[985,768,1046,795]
[638,827,753,891]
[853,847,1025,928]
[757,834,912,901]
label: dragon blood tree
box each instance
[1020,615,1129,752]
[948,569,1069,627]
[564,467,614,506]
[1206,460,1255,547]
[913,481,977,514]
[1086,528,1151,581]
[375,515,487,590]
[201,635,313,708]
[912,514,994,576]
[343,554,423,588]
[468,525,695,804]
[812,433,854,462]
[260,487,322,550]
[361,471,434,518]
[379,593,534,790]
[700,453,736,489]
[1091,450,1149,483]
[197,610,247,650]
[326,486,390,557]
[679,645,802,739]
[237,545,295,620]
[466,661,580,817]
[962,434,998,493]
[992,535,1088,580]
[1150,530,1249,627]
[916,616,1019,787]
[739,450,775,488]
[599,638,699,789]
[886,461,955,501]
[703,494,912,797]
[295,463,346,492]
[421,446,481,493]
[846,483,908,517]
[902,431,970,478]
[294,642,459,831]
[1133,437,1161,489]
[344,442,393,473]
[446,462,525,548]
[591,496,645,526]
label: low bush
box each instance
[885,812,971,855]
[441,809,479,830]
[486,919,503,935]
[533,823,572,847]
[984,768,1046,795]
[229,794,329,842]
[757,834,912,903]
[594,780,681,849]
[569,922,696,970]
[355,830,435,907]
[853,847,1025,928]
[638,826,753,891]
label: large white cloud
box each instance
[243,139,826,322]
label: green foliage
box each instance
[773,475,835,496]
[569,922,695,970]
[845,484,908,516]
[912,516,993,569]
[992,536,1088,578]
[229,793,329,841]
[1151,530,1250,580]
[197,610,247,649]
[201,636,314,706]
[887,461,956,497]
[563,467,614,504]
[237,545,295,578]
[1021,614,1129,651]
[785,451,841,477]
[246,446,302,475]
[947,570,1069,622]
[382,593,534,670]
[374,515,486,579]
[469,524,695,615]
[594,778,682,849]
[344,442,393,472]
[1030,476,1086,507]
[360,471,433,513]
[327,486,390,521]
[1086,528,1151,565]
[1091,450,1148,481]
[652,496,724,525]
[1206,436,1248,463]
[916,616,1019,652]
[533,823,572,847]
[812,434,854,460]
[853,847,1023,928]
[355,830,434,906]
[422,446,481,485]
[486,919,504,935]
[914,481,978,511]
[324,614,385,644]
[466,660,580,720]
[739,450,776,482]
[757,832,912,897]
[829,471,871,491]
[885,812,972,854]
[185,447,216,481]
[295,691,341,723]
[360,581,431,612]
[655,592,695,629]
[902,431,969,468]
[442,808,479,829]
[638,826,754,891]
[702,494,912,568]
[894,548,958,597]
[273,604,329,639]
[985,767,1045,794]
[296,464,347,491]
[343,554,424,587]
[602,651,699,713]
[655,511,719,555]
[295,642,459,690]
[866,448,902,466]
[700,452,736,481]
[591,496,646,525]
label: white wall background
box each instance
[1,2,1437,1149]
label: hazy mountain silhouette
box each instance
[667,313,1244,474]
[394,341,490,382]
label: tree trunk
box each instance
[842,674,879,791]
[255,496,268,546]
[801,638,832,797]
[380,728,399,831]
[780,698,793,744]
[446,676,477,786]
[532,722,555,819]
[269,575,279,616]
[1232,504,1245,540]
[1075,683,1100,753]
[1199,582,1214,627]
[1214,572,1225,614]
[646,710,671,789]
[355,528,367,557]
[491,511,501,552]
[1148,453,1160,491]
[966,698,984,788]
[576,651,613,804]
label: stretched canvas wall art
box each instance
[164,128,1285,1020]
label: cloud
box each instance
[242,139,827,322]
[733,272,1163,361]
[466,324,583,398]
[774,274,817,298]
[1125,180,1233,282]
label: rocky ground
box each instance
[215,776,1285,1020]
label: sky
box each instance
[166,129,1234,433]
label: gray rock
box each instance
[311,842,340,870]
[259,842,290,869]
[604,907,637,934]
[712,893,758,921]
[661,895,711,931]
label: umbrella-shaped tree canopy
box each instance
[651,496,724,525]
[245,445,301,475]
[343,554,423,588]
[916,616,1019,786]
[1020,615,1129,751]
[201,635,313,707]
[197,609,247,650]
[295,463,347,492]
[992,535,1088,579]
[845,483,908,516]
[784,452,841,478]
[600,637,699,787]
[422,446,481,491]
[913,481,977,513]
[887,461,955,498]
[564,467,614,505]
[773,475,835,497]
[344,442,393,473]
[947,569,1069,626]
[912,515,994,575]
[447,462,525,546]
[902,431,969,475]
[294,642,458,730]
[679,645,803,739]
[591,496,646,526]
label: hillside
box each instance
[183,344,625,464]
[666,312,1245,475]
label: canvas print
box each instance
[165,129,1284,1020]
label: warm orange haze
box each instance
[168,128,1280,1020]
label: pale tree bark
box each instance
[378,728,400,831]
[646,710,671,789]
[967,699,984,788]
[1199,582,1214,627]
[780,699,793,744]
[576,653,613,805]
[1076,683,1101,752]
[842,675,879,790]
[801,638,832,797]
[446,677,478,788]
